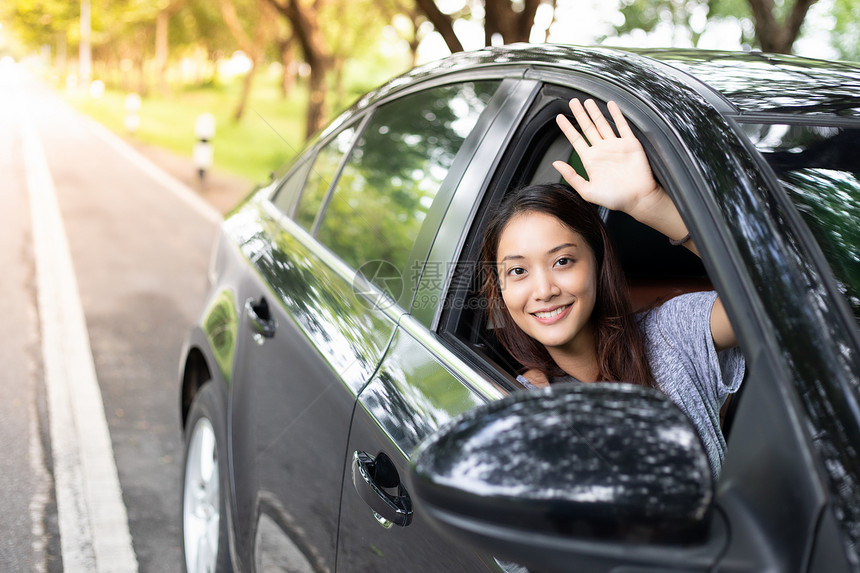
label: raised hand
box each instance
[553,99,734,349]
[552,98,663,218]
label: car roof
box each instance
[630,48,860,119]
[359,44,860,123]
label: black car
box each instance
[179,45,860,573]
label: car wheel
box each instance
[182,382,233,573]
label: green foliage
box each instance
[611,0,859,58]
[322,0,390,61]
[613,0,756,47]
[170,3,222,52]
[66,67,307,182]
[1,0,79,49]
[832,0,860,61]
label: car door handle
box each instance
[245,297,276,338]
[352,451,413,527]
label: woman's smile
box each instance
[531,303,572,323]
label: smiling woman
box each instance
[478,98,745,478]
[481,185,644,388]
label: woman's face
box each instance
[496,211,598,353]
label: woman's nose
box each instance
[532,269,560,301]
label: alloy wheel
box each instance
[183,417,220,573]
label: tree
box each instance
[612,0,821,55]
[266,0,333,138]
[265,0,403,138]
[388,4,433,67]
[412,0,557,54]
[413,0,464,52]
[1,0,79,64]
[218,0,279,120]
[830,0,860,61]
[155,0,187,95]
[181,0,238,84]
[613,0,718,47]
[747,0,819,53]
[484,0,545,45]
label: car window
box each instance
[315,81,500,286]
[743,123,860,323]
[293,125,359,232]
[270,158,313,217]
[440,92,708,382]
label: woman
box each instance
[480,98,745,476]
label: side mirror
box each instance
[409,383,722,573]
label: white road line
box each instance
[84,117,222,224]
[18,72,139,573]
[28,391,50,573]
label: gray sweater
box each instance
[517,291,745,478]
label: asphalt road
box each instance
[0,61,252,572]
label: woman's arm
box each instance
[553,98,736,350]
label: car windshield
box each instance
[743,123,860,324]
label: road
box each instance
[0,61,252,572]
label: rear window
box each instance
[744,123,860,321]
[293,126,359,231]
[315,81,500,282]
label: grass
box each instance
[65,69,313,183]
[63,52,412,183]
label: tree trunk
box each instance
[234,58,258,121]
[413,0,464,52]
[307,64,328,139]
[267,0,333,138]
[334,56,346,108]
[278,35,297,98]
[746,0,820,53]
[543,0,558,43]
[155,1,187,95]
[485,0,543,44]
[155,10,169,96]
[208,49,220,86]
[409,35,421,68]
[219,0,273,121]
[56,34,68,78]
[136,56,147,97]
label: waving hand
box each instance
[552,99,663,217]
[553,98,737,350]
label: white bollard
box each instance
[193,113,216,184]
[124,93,141,134]
[89,79,105,98]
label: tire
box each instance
[181,382,233,573]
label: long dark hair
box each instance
[480,183,656,389]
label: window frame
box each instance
[270,156,315,218]
[434,83,714,391]
[269,75,514,312]
[311,79,503,282]
[735,118,860,329]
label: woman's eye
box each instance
[507,267,526,277]
[555,257,574,267]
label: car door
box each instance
[336,76,745,572]
[230,77,507,571]
[334,79,541,572]
[226,118,393,571]
[713,119,860,572]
